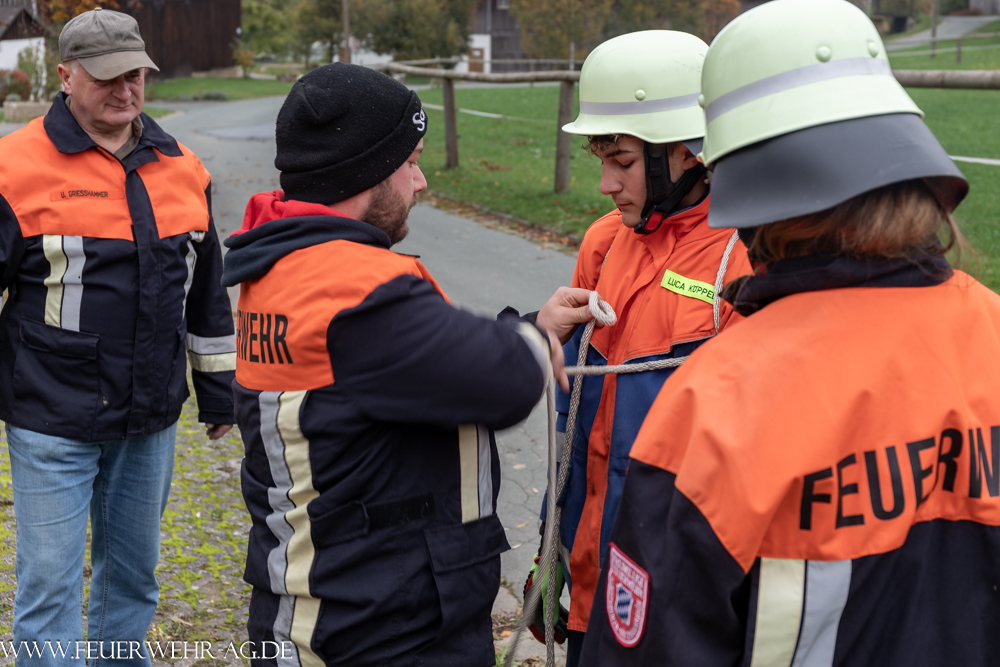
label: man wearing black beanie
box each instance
[222,63,568,667]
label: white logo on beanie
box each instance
[412,109,426,132]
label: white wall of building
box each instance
[0,37,43,72]
[454,34,491,74]
[331,41,393,67]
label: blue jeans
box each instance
[7,423,176,667]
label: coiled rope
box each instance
[504,231,739,666]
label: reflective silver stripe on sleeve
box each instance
[476,424,493,518]
[705,58,893,123]
[60,236,85,332]
[790,560,851,667]
[187,333,237,354]
[42,235,67,327]
[580,92,701,116]
[750,558,805,667]
[187,333,237,372]
[188,351,237,373]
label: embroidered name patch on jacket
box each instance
[606,543,649,647]
[660,269,715,305]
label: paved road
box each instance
[886,14,999,50]
[152,99,577,598]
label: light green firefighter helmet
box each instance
[700,0,967,229]
[700,0,919,165]
[563,30,708,146]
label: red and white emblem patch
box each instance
[606,542,649,647]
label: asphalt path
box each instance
[152,98,577,600]
[886,14,999,50]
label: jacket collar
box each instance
[221,215,391,286]
[722,252,954,316]
[44,92,181,159]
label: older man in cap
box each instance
[0,8,235,662]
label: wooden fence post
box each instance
[554,79,574,194]
[443,77,459,169]
[956,38,962,64]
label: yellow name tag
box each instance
[660,269,715,305]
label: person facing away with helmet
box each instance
[580,0,1000,664]
[515,30,752,666]
[220,64,569,667]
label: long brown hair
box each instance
[747,180,970,268]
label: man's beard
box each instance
[363,180,417,245]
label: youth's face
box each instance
[596,137,699,227]
[597,135,647,228]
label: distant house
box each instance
[122,0,241,79]
[469,0,524,73]
[0,0,45,72]
[970,0,999,12]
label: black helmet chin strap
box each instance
[634,142,708,236]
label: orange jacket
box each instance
[224,192,551,664]
[0,100,234,440]
[581,260,1000,665]
[547,195,751,632]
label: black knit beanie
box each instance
[275,63,428,204]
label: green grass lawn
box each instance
[145,77,294,102]
[417,85,609,239]
[888,33,1000,69]
[416,84,1000,290]
[909,87,1000,289]
[973,19,1000,34]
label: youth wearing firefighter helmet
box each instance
[524,30,752,666]
[579,1,1000,665]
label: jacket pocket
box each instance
[423,514,510,637]
[13,317,100,435]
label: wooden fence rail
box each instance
[373,62,1000,194]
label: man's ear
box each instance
[57,63,73,96]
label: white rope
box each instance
[506,239,738,665]
[505,292,681,666]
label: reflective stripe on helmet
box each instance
[580,92,701,117]
[705,58,893,124]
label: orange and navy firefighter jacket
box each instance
[539,194,752,632]
[221,191,550,667]
[581,252,1000,666]
[0,95,235,440]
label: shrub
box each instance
[6,70,32,101]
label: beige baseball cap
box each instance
[59,8,158,80]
